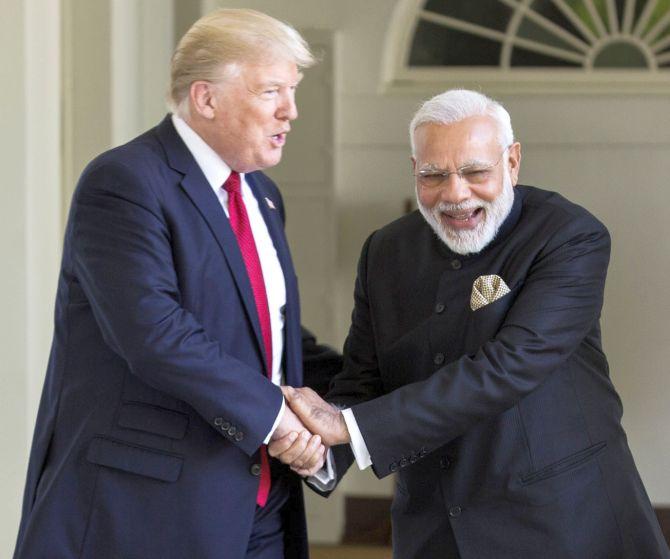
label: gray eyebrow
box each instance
[417,163,441,172]
[417,158,495,173]
[458,158,492,169]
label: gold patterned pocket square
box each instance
[470,275,510,311]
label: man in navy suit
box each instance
[274,90,670,558]
[14,9,335,559]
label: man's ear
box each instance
[507,142,521,186]
[189,81,217,120]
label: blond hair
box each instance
[168,9,315,117]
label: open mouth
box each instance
[441,207,484,229]
[270,132,287,147]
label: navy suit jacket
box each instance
[14,116,323,559]
[326,186,669,559]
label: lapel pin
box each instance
[265,197,276,210]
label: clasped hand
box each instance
[268,386,350,477]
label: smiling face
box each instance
[412,116,521,254]
[188,58,302,173]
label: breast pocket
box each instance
[464,283,521,350]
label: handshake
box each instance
[268,386,351,477]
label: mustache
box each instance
[434,199,490,213]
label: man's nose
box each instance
[439,173,470,205]
[277,92,298,121]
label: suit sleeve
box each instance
[301,326,343,397]
[71,160,282,457]
[335,216,611,479]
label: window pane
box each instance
[406,1,670,71]
[531,0,595,43]
[409,20,502,66]
[561,0,600,35]
[643,0,670,36]
[423,0,512,32]
[516,17,584,52]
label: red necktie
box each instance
[223,171,273,507]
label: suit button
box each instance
[434,353,445,365]
[435,302,445,314]
[449,506,462,517]
[399,458,408,467]
[214,417,223,426]
[221,421,230,430]
[389,461,398,473]
[450,259,462,270]
[440,456,451,469]
[235,431,244,442]
[420,447,428,457]
[409,454,418,464]
[228,426,237,436]
[250,463,262,476]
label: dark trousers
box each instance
[246,460,293,559]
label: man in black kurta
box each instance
[272,89,669,558]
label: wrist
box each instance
[336,410,351,445]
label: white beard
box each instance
[417,171,515,255]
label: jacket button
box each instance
[228,426,237,436]
[214,417,223,426]
[409,454,418,464]
[450,259,462,270]
[399,457,408,467]
[440,456,451,469]
[449,506,462,517]
[221,421,230,430]
[435,302,445,314]
[235,431,244,442]
[420,447,428,457]
[389,461,398,473]
[250,463,262,476]
[434,353,445,365]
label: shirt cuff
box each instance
[307,448,337,492]
[342,408,372,470]
[263,397,285,444]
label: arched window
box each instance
[383,0,670,93]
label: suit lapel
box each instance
[156,116,266,363]
[247,173,302,386]
[247,173,295,287]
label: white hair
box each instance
[409,89,514,155]
[168,9,315,118]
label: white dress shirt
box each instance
[172,115,286,442]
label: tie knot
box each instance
[223,171,241,195]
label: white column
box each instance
[0,0,61,555]
[25,0,63,432]
[111,0,174,146]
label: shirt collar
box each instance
[171,114,242,190]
